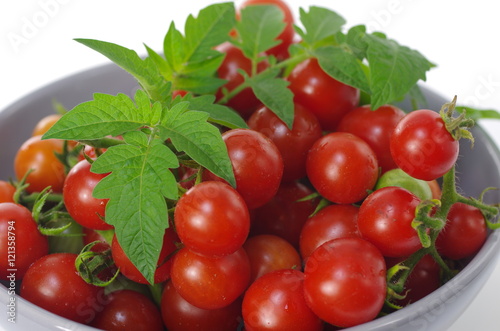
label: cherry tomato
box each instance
[0,202,48,280]
[170,246,250,310]
[436,202,487,260]
[304,237,386,328]
[250,181,319,249]
[248,103,323,182]
[174,181,250,257]
[111,228,178,284]
[390,109,459,181]
[32,113,63,136]
[63,159,113,231]
[91,289,163,331]
[0,180,16,203]
[386,254,440,306]
[299,204,360,260]
[243,234,302,282]
[20,253,104,324]
[358,186,422,257]
[204,128,283,209]
[14,135,65,193]
[238,0,295,60]
[288,58,360,131]
[242,269,324,331]
[337,104,405,173]
[306,132,379,204]
[161,281,242,331]
[215,42,268,119]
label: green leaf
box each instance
[458,106,500,121]
[43,90,156,140]
[74,39,170,102]
[364,33,434,109]
[247,69,295,129]
[236,5,285,61]
[162,21,185,78]
[174,75,227,94]
[91,131,179,284]
[184,94,248,129]
[297,6,346,45]
[314,46,371,94]
[159,103,236,187]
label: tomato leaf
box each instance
[236,4,285,62]
[247,68,295,129]
[296,6,346,45]
[43,90,158,140]
[457,106,500,120]
[74,39,170,102]
[91,131,179,285]
[159,102,236,187]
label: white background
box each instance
[1,1,499,330]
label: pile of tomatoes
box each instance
[0,0,492,330]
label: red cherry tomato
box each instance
[288,58,360,131]
[63,159,113,231]
[174,181,250,257]
[248,104,323,182]
[390,109,459,180]
[243,234,302,282]
[161,281,242,331]
[14,135,65,193]
[204,128,284,209]
[20,253,105,324]
[303,237,386,328]
[91,289,164,331]
[358,186,422,257]
[306,132,379,204]
[242,269,324,331]
[337,104,406,173]
[215,42,268,119]
[436,202,487,260]
[170,246,250,310]
[111,228,178,284]
[0,202,49,280]
[299,204,360,260]
[0,181,16,203]
[250,181,320,249]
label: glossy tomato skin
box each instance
[170,247,251,310]
[242,269,324,331]
[250,181,320,249]
[288,58,360,131]
[111,228,178,284]
[337,104,406,173]
[243,234,302,282]
[20,253,104,324]
[303,237,386,328]
[32,114,63,136]
[63,159,113,231]
[0,202,49,280]
[306,132,379,204]
[215,42,268,119]
[358,186,422,257]
[436,202,487,260]
[91,289,163,331]
[0,181,16,203]
[238,0,295,60]
[299,204,360,260]
[204,128,283,209]
[248,104,323,182]
[390,109,459,180]
[14,135,65,193]
[161,281,242,331]
[174,181,250,257]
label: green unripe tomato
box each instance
[375,168,432,200]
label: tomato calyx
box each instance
[440,95,475,144]
[75,240,120,287]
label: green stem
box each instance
[20,192,63,204]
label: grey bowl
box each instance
[1,63,500,331]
